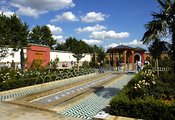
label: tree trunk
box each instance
[172,22,175,72]
[156,58,159,76]
[20,48,24,74]
[77,60,79,71]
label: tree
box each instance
[71,39,86,71]
[141,0,175,72]
[10,14,29,73]
[89,53,96,68]
[64,37,77,51]
[96,47,106,62]
[148,38,171,75]
[55,43,67,51]
[0,13,11,59]
[29,25,56,49]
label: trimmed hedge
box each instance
[110,93,175,120]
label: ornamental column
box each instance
[123,50,127,71]
[131,51,134,71]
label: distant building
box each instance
[0,44,91,69]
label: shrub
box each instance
[110,69,175,120]
[110,93,175,120]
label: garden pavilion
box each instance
[106,45,146,71]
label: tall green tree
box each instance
[10,15,29,73]
[141,0,175,72]
[0,13,10,59]
[148,38,171,75]
[29,25,56,49]
[89,45,105,68]
[55,43,67,51]
[71,39,85,71]
[96,47,105,62]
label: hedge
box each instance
[110,70,175,120]
[110,90,175,120]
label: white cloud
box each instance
[76,24,106,33]
[0,9,15,17]
[47,24,62,35]
[105,39,147,50]
[10,0,75,18]
[46,24,64,43]
[106,43,119,48]
[82,39,103,45]
[126,39,143,46]
[53,35,65,43]
[81,12,107,23]
[15,6,46,18]
[50,12,79,22]
[90,30,129,40]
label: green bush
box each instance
[110,94,175,120]
[110,69,175,119]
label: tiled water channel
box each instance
[31,74,116,104]
[59,74,134,120]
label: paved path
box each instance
[0,102,82,120]
[58,74,134,120]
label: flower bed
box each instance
[110,68,175,119]
[0,68,96,91]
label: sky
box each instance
[0,0,161,51]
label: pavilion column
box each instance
[109,52,111,65]
[123,50,127,71]
[131,51,134,71]
[113,53,116,71]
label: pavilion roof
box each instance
[106,45,146,53]
[106,45,133,53]
[133,47,146,52]
[113,45,133,49]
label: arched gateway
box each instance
[106,45,146,71]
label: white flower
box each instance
[152,81,156,84]
[134,86,137,89]
[137,84,141,88]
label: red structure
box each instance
[27,44,50,68]
[106,45,146,71]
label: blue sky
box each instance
[0,0,160,51]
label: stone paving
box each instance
[0,102,82,120]
[58,74,134,120]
